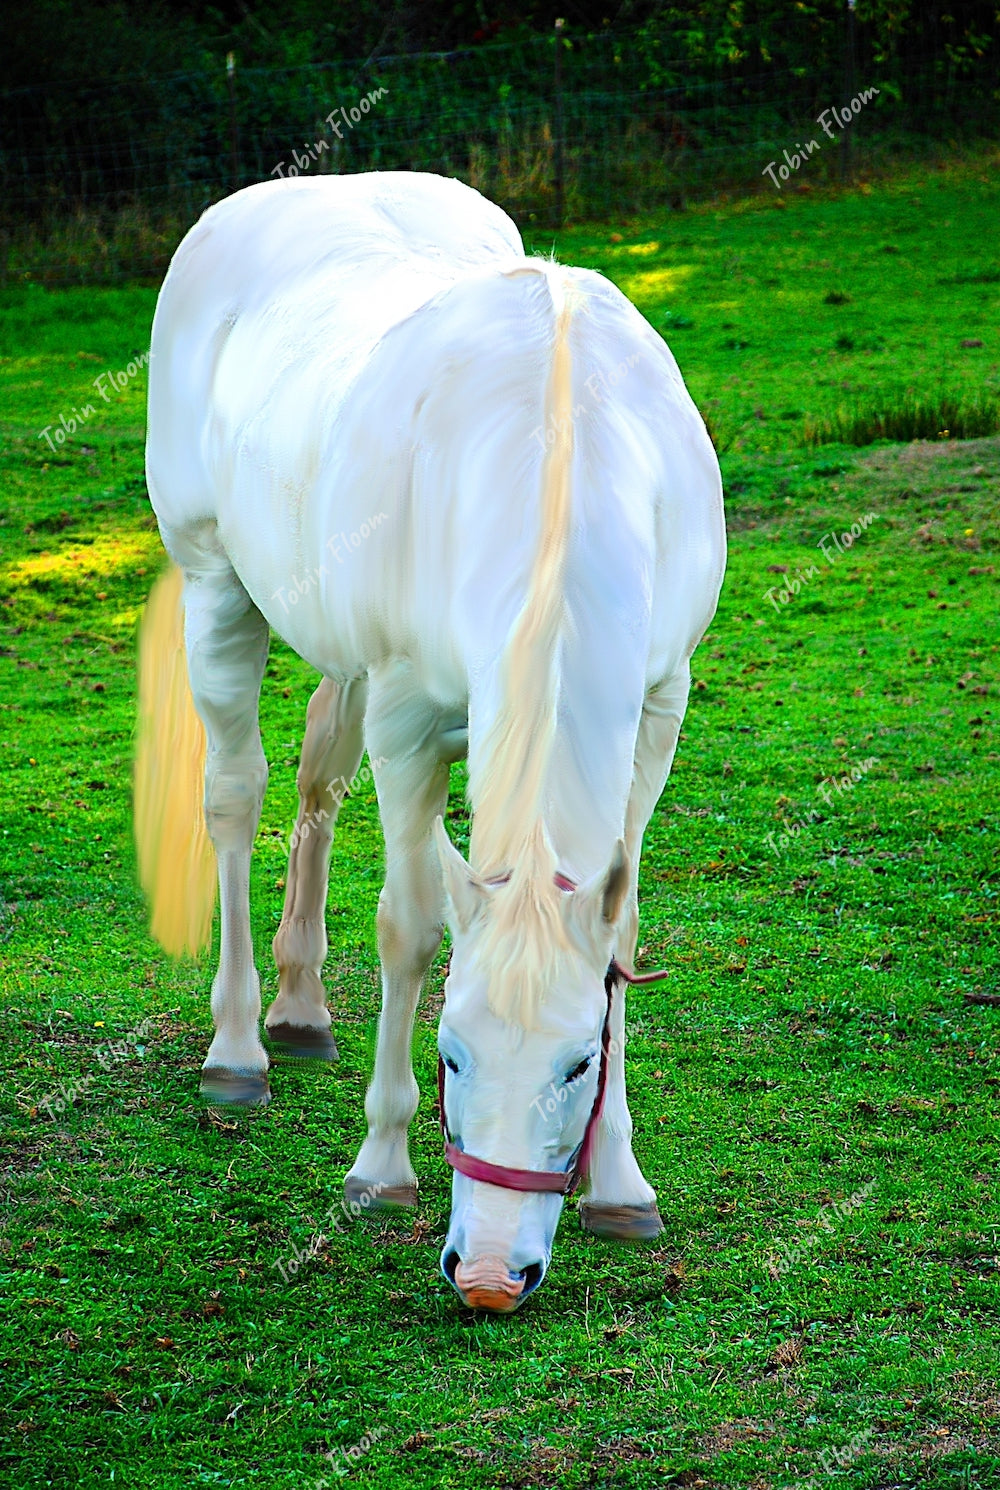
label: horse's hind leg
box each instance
[581,669,690,1240]
[266,675,368,1056]
[179,537,270,1104]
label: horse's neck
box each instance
[468,647,644,885]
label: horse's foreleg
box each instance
[344,663,453,1210]
[181,548,270,1104]
[581,669,690,1239]
[266,675,368,1057]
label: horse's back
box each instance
[146,173,524,532]
[157,172,522,308]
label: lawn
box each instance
[1,158,998,1489]
[531,152,1000,454]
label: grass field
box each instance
[1,159,998,1489]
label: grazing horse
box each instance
[137,172,725,1311]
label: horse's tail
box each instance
[469,271,578,1025]
[134,563,216,956]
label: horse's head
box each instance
[433,818,630,1311]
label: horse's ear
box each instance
[433,816,490,933]
[570,838,631,939]
[599,838,631,927]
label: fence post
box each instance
[226,51,240,192]
[553,18,565,228]
[840,0,857,182]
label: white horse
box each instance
[137,171,725,1311]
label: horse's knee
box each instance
[376,892,443,976]
[204,753,268,847]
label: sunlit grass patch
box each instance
[618,264,695,302]
[3,530,160,589]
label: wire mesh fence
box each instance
[1,23,997,284]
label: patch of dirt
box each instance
[766,1336,804,1372]
[727,434,1000,543]
[380,1215,440,1247]
[648,1252,688,1292]
[18,1009,188,1053]
[498,1440,578,1487]
[853,435,1000,532]
[494,1434,663,1489]
[865,433,1000,469]
[1,1131,84,1179]
[698,1418,777,1456]
[865,1424,1000,1461]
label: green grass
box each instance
[1,158,999,1489]
[526,153,1000,457]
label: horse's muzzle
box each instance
[443,1250,546,1311]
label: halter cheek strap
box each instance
[437,956,668,1196]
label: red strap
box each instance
[443,1139,578,1193]
[607,957,670,986]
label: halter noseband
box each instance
[436,890,669,1196]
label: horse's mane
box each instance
[467,269,579,1028]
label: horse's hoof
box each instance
[579,1201,663,1241]
[265,1022,338,1061]
[344,1175,418,1212]
[199,1067,271,1106]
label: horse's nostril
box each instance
[520,1262,544,1297]
[442,1249,461,1286]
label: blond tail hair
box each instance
[468,277,577,1027]
[134,564,216,956]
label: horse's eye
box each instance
[565,1057,592,1084]
[443,1055,460,1075]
